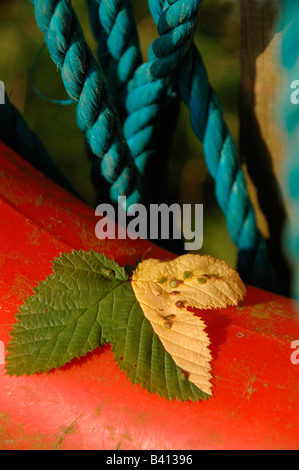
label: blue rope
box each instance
[124,0,202,177]
[179,46,276,289]
[148,0,280,291]
[85,0,201,203]
[31,0,141,206]
[281,1,299,301]
[0,91,77,195]
[85,0,143,121]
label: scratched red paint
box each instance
[0,141,298,450]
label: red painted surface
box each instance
[0,140,298,450]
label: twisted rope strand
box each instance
[123,0,202,180]
[178,43,278,291]
[31,0,141,206]
[86,0,143,121]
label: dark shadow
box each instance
[240,0,292,296]
[192,308,230,363]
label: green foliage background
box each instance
[0,0,240,266]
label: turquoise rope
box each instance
[124,0,202,176]
[0,91,77,195]
[179,46,277,290]
[31,0,141,206]
[148,0,280,291]
[86,0,201,202]
[86,0,143,121]
[281,1,299,301]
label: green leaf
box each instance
[5,250,128,375]
[6,250,209,401]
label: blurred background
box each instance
[0,0,241,266]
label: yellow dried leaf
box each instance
[131,254,246,396]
